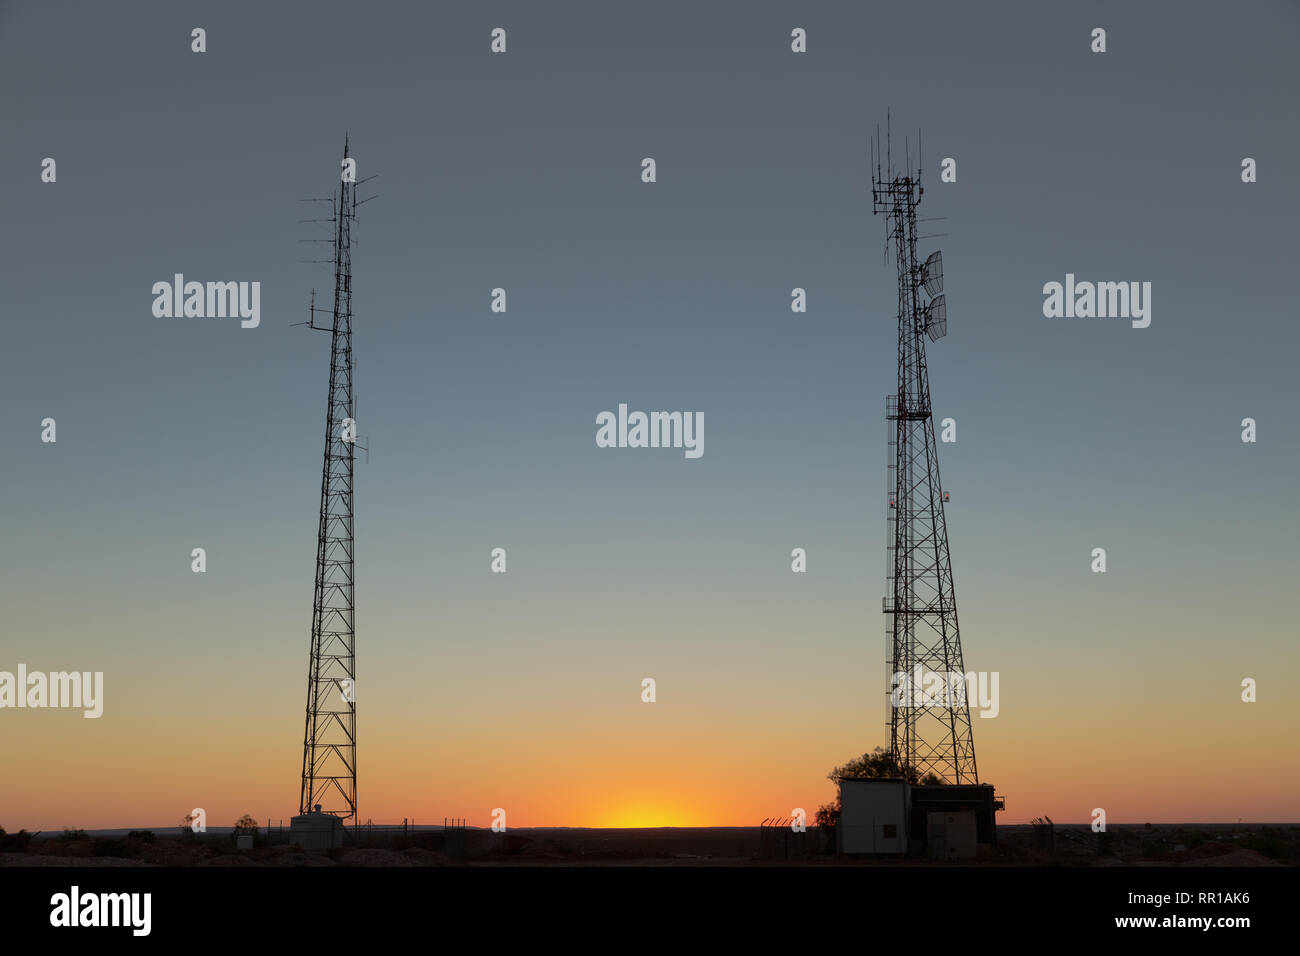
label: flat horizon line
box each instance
[15,821,1298,838]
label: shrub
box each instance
[0,828,34,852]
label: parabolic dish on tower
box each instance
[924,294,947,342]
[922,250,944,297]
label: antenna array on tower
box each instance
[872,120,978,785]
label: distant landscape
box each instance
[1,823,1293,867]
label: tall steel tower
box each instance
[299,137,362,822]
[872,125,978,785]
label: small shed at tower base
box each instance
[837,778,1002,857]
[837,778,909,854]
[909,782,1001,857]
[290,808,344,849]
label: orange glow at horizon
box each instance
[3,589,1299,831]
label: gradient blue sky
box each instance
[1,0,1297,828]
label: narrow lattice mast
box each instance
[872,121,977,785]
[300,136,359,822]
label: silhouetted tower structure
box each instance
[298,137,367,823]
[872,124,978,785]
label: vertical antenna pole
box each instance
[300,136,359,825]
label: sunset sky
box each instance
[2,0,1297,831]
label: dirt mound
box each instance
[138,843,214,866]
[400,847,463,867]
[522,842,572,860]
[0,853,149,867]
[1180,848,1284,867]
[201,855,260,866]
[266,846,336,867]
[338,848,422,867]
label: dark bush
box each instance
[93,838,129,857]
[0,828,34,851]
